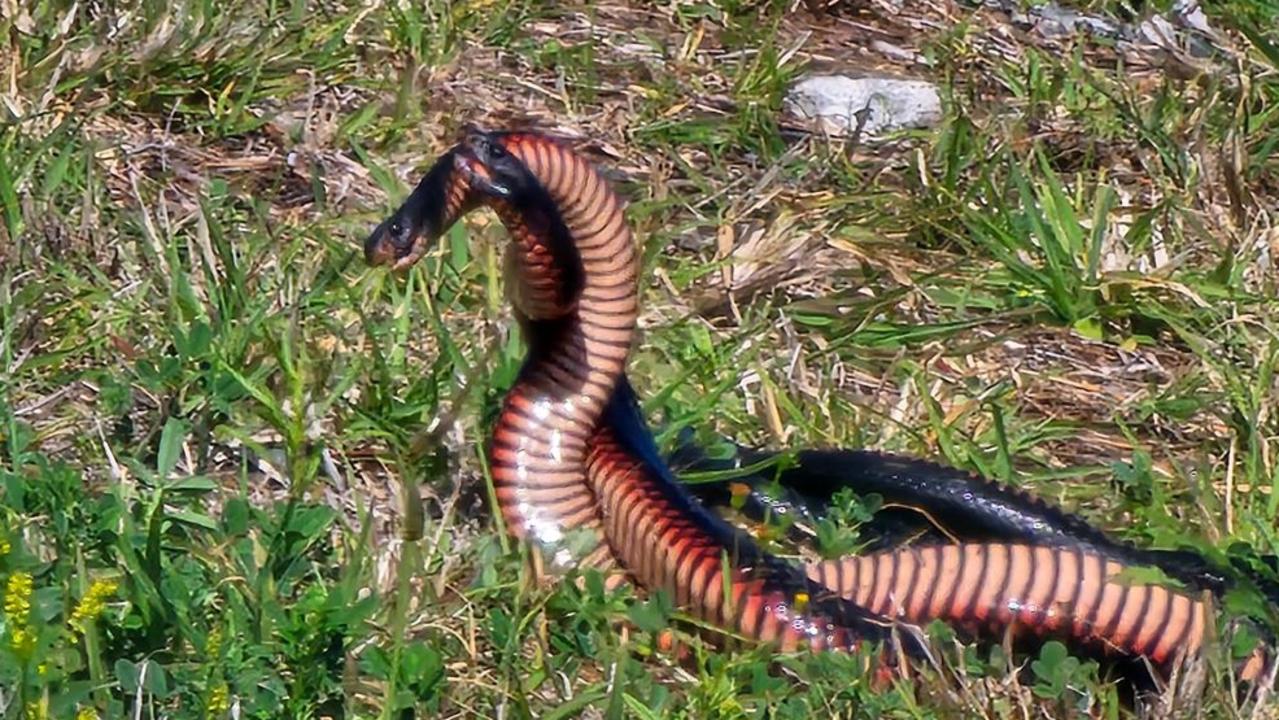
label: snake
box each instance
[672,440,1239,594]
[362,125,1273,688]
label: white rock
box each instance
[1031,2,1122,38]
[784,75,943,138]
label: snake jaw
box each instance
[363,228,397,267]
[363,203,428,272]
[363,218,416,272]
[389,239,429,272]
[453,144,514,199]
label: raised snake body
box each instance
[363,126,1272,688]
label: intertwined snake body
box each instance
[363,126,1271,688]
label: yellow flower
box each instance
[206,625,223,659]
[4,571,35,657]
[75,707,100,720]
[0,537,11,555]
[70,580,119,634]
[10,626,36,658]
[24,698,47,720]
[207,682,230,715]
[4,571,33,619]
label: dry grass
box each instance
[2,0,1278,718]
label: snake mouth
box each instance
[362,223,400,267]
[453,147,513,199]
[362,215,424,272]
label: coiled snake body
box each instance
[364,126,1271,688]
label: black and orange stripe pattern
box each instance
[364,125,1273,690]
[809,544,1216,671]
[364,130,634,578]
[676,444,1237,596]
[453,130,639,575]
[590,378,922,666]
[427,129,925,663]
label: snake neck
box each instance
[484,135,641,564]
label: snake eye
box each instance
[389,221,403,237]
[489,142,507,160]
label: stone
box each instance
[1030,2,1122,39]
[784,75,943,138]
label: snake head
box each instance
[363,149,465,272]
[454,127,532,201]
[363,208,418,268]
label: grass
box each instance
[2,0,1279,717]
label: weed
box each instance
[2,0,1278,717]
